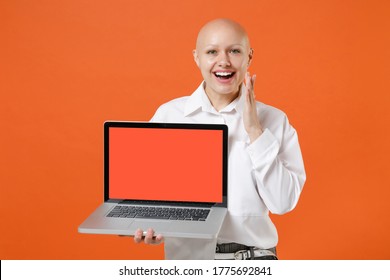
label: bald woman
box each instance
[134,18,306,260]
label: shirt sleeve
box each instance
[246,115,306,215]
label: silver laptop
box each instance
[78,121,228,239]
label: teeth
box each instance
[215,72,233,76]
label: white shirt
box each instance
[151,82,306,259]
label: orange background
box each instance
[1,0,389,259]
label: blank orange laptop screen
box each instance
[109,127,223,203]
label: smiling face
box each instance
[193,19,253,101]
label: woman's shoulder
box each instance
[151,96,190,122]
[256,101,288,119]
[157,96,189,111]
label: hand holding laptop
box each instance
[134,228,164,245]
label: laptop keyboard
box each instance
[107,205,210,221]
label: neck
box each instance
[204,85,240,112]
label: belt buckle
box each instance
[234,250,250,260]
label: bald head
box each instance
[195,18,251,51]
[192,18,253,106]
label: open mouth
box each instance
[214,71,235,80]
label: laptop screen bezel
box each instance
[103,121,228,207]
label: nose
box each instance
[217,51,231,67]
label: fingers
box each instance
[133,228,164,245]
[133,228,144,243]
[245,72,251,91]
[154,233,164,244]
[144,228,156,244]
[245,72,256,103]
[251,74,256,95]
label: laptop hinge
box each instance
[116,200,215,208]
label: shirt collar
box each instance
[184,82,247,116]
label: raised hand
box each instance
[243,72,263,143]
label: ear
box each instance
[247,48,254,67]
[193,49,200,68]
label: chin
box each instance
[215,84,240,95]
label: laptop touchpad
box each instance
[128,220,171,234]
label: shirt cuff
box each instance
[246,128,280,168]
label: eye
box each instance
[206,50,217,55]
[230,49,241,54]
